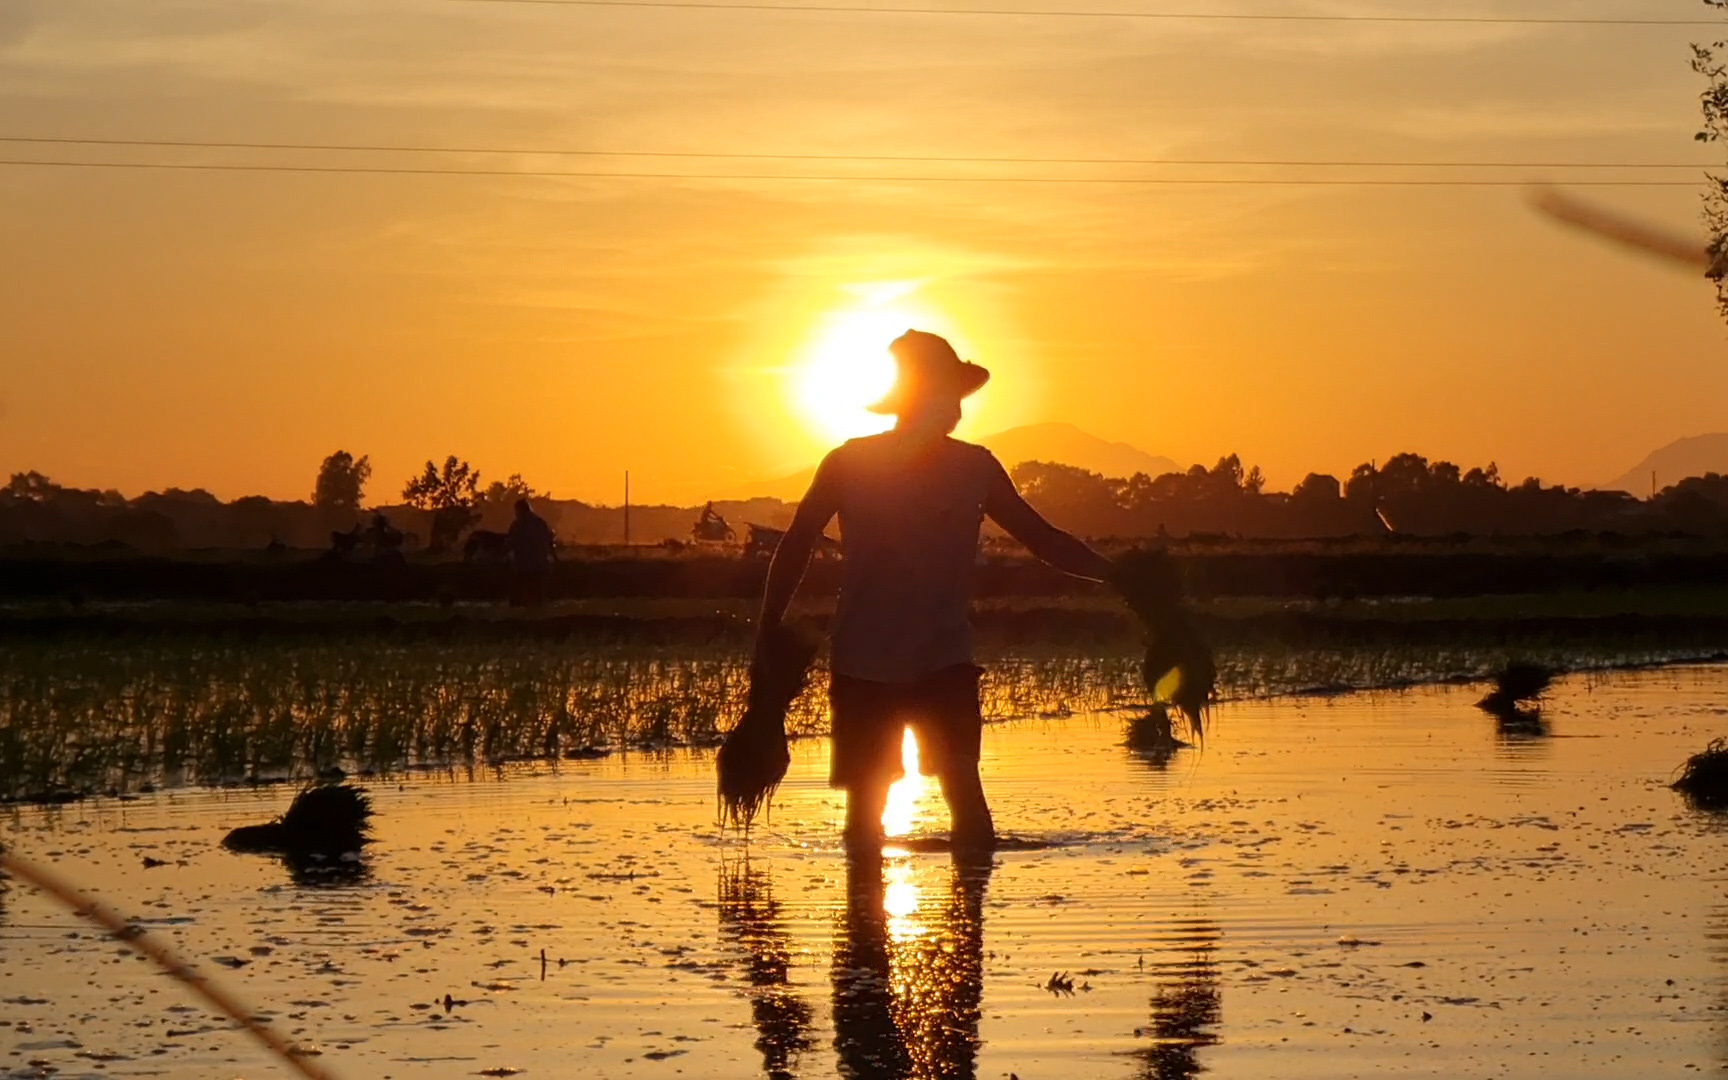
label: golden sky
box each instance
[2,0,1727,504]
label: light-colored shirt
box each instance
[824,433,1006,683]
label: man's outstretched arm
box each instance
[984,462,1113,581]
[756,454,843,641]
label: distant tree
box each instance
[1011,461,1124,528]
[478,473,547,511]
[1377,453,1432,497]
[230,495,281,546]
[1658,476,1728,531]
[1694,0,1728,314]
[1118,471,1159,510]
[403,456,481,551]
[1011,461,1116,505]
[1659,471,1728,506]
[2,471,60,503]
[313,451,372,513]
[1243,465,1266,496]
[1203,454,1264,497]
[1208,456,1243,494]
[1344,462,1379,503]
[1291,473,1342,502]
[1462,463,1502,489]
[136,487,222,507]
[403,456,481,510]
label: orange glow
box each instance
[6,10,1722,504]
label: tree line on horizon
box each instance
[6,448,1728,552]
[0,451,785,551]
[1012,452,1728,540]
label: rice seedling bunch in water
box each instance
[1112,548,1215,740]
[1672,738,1728,810]
[716,624,819,829]
[1477,663,1553,718]
[1126,703,1187,754]
[223,781,373,856]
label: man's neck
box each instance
[891,419,952,443]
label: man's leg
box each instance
[924,666,994,851]
[937,766,995,851]
[843,780,890,851]
[832,674,902,852]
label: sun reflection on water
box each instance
[884,860,923,942]
[881,728,927,839]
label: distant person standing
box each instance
[754,330,1114,852]
[507,498,556,607]
[365,513,406,564]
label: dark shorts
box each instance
[828,664,983,790]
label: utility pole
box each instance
[623,470,631,547]
[1651,470,1657,500]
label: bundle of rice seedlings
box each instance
[1477,663,1552,718]
[1673,738,1728,810]
[223,782,372,857]
[1125,702,1189,755]
[717,623,819,830]
[1113,548,1215,741]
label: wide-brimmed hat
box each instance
[866,330,991,415]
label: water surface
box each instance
[3,666,1726,1078]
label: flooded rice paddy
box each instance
[3,665,1727,1079]
[4,632,1719,801]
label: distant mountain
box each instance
[1601,433,1728,495]
[716,422,1181,502]
[981,422,1181,481]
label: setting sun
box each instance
[791,285,962,445]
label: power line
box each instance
[0,157,1703,184]
[447,0,1727,25]
[0,135,1714,170]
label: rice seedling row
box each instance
[4,629,1720,803]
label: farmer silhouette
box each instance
[507,498,556,607]
[756,329,1113,851]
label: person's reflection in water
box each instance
[1131,919,1222,1080]
[832,849,991,1079]
[718,860,816,1080]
